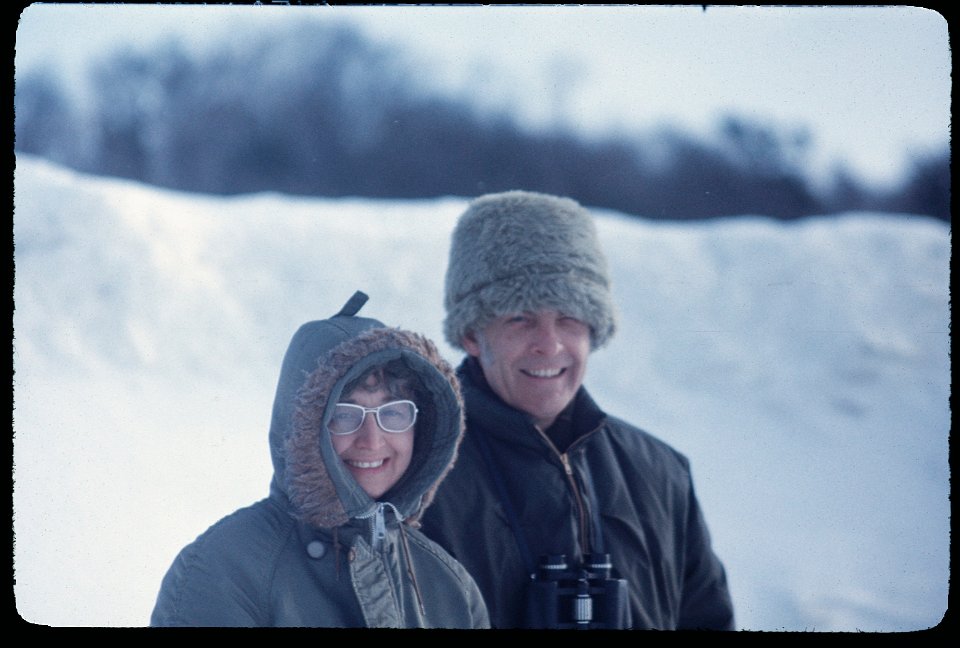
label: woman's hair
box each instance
[341,359,422,403]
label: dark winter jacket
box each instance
[419,358,735,630]
[150,294,489,628]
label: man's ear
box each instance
[461,330,482,358]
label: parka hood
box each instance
[267,292,464,529]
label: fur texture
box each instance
[285,327,464,529]
[443,190,617,351]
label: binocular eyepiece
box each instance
[524,553,630,629]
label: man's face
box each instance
[463,309,591,430]
[330,377,415,499]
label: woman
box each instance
[151,292,489,628]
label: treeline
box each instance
[14,21,950,222]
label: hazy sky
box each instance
[14,4,951,187]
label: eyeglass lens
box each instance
[328,400,417,435]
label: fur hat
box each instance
[443,190,617,351]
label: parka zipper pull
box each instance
[371,503,387,551]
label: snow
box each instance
[11,155,951,630]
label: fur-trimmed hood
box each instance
[267,292,464,530]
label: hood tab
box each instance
[268,290,385,503]
[336,290,370,318]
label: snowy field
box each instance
[12,155,951,631]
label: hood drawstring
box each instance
[398,521,427,619]
[333,526,342,581]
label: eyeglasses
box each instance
[327,400,419,435]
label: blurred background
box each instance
[13,4,951,223]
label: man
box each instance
[420,191,735,629]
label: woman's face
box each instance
[329,375,415,499]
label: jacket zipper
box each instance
[359,503,426,619]
[357,502,390,552]
[536,427,602,557]
[560,452,592,556]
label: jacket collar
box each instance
[458,357,605,451]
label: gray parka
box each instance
[150,293,489,628]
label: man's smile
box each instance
[521,367,565,378]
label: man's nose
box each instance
[531,321,562,355]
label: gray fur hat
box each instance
[443,190,617,351]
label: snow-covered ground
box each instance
[12,155,951,630]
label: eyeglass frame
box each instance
[326,399,419,436]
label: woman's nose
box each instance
[354,413,386,447]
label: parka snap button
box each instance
[348,548,356,562]
[306,540,325,559]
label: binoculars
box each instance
[524,553,630,629]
